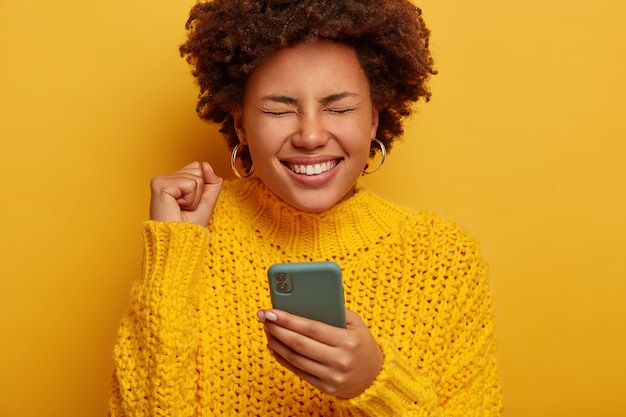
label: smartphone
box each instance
[267,261,346,328]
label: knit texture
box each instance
[109,178,501,416]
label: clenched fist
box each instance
[149,161,223,226]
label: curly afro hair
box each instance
[180,0,436,156]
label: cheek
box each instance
[341,123,375,155]
[247,133,285,165]
[245,123,276,151]
[357,142,373,163]
[249,140,273,160]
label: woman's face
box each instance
[234,40,379,212]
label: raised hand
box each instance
[149,161,223,226]
[257,308,384,399]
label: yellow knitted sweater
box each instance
[109,178,501,416]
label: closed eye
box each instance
[325,108,355,114]
[263,111,293,116]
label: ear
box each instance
[370,108,380,139]
[232,109,246,143]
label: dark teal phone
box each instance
[267,261,346,328]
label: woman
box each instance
[108,0,502,416]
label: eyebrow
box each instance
[260,92,359,106]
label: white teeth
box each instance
[289,161,337,175]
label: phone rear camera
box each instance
[273,273,293,293]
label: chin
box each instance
[284,189,354,213]
[289,199,336,213]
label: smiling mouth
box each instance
[285,160,339,176]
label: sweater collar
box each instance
[222,178,410,258]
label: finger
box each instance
[150,175,198,220]
[264,322,331,361]
[173,174,204,210]
[169,162,221,211]
[261,313,341,373]
[265,329,331,383]
[267,341,326,387]
[267,332,365,399]
[151,171,202,200]
[259,309,345,346]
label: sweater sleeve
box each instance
[108,221,210,417]
[336,223,502,417]
[336,340,441,417]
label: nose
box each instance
[291,113,330,149]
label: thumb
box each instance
[198,162,224,214]
[345,309,367,330]
[196,162,223,215]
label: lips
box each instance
[286,160,339,175]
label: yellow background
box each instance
[1,0,624,415]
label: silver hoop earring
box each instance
[231,143,255,179]
[363,138,386,174]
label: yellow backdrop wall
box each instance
[1,0,624,416]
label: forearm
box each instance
[337,238,501,416]
[109,221,210,416]
[337,332,500,417]
[337,340,441,417]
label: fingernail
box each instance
[256,311,265,322]
[265,311,277,322]
[206,162,215,173]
